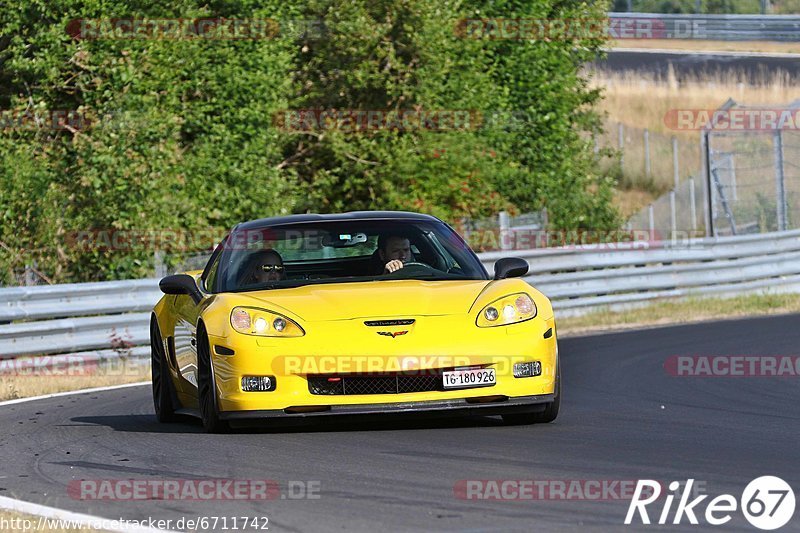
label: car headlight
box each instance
[230,307,305,337]
[476,293,537,327]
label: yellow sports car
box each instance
[151,211,559,432]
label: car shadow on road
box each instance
[70,412,508,434]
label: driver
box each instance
[377,235,416,274]
[239,249,286,285]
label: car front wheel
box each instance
[151,316,178,423]
[196,323,230,433]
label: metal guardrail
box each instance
[610,13,800,41]
[0,279,160,322]
[2,229,800,359]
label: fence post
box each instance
[727,153,737,202]
[701,131,713,237]
[669,190,677,239]
[648,204,655,240]
[644,129,651,178]
[773,130,787,231]
[672,136,679,189]
[24,264,35,286]
[618,123,624,172]
[689,176,698,232]
[499,210,512,251]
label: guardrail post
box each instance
[689,176,698,232]
[499,210,512,251]
[154,251,166,278]
[644,129,651,178]
[672,136,679,189]
[773,130,788,231]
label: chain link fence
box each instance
[626,99,800,240]
[597,119,700,200]
[628,175,705,238]
[707,128,800,235]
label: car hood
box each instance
[236,279,492,322]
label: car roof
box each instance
[234,211,441,231]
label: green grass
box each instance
[559,293,800,336]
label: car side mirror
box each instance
[493,257,529,280]
[159,274,203,304]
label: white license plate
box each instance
[442,368,496,389]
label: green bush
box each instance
[0,0,618,283]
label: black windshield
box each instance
[210,219,489,293]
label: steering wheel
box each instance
[401,261,431,269]
[383,261,434,277]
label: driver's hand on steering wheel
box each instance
[384,259,404,274]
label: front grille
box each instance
[308,373,443,395]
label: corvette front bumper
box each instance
[205,313,558,413]
[219,393,556,422]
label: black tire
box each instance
[503,362,561,425]
[151,316,178,423]
[196,323,230,433]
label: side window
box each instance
[204,255,220,292]
[202,238,227,293]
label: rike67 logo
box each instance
[626,477,796,530]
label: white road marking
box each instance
[0,381,149,408]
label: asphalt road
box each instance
[1,314,798,532]
[596,50,800,80]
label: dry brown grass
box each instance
[591,68,797,137]
[610,39,800,54]
[559,292,800,337]
[612,187,657,218]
